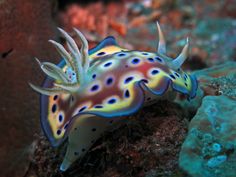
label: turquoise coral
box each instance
[179,95,236,177]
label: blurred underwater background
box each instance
[0,0,236,176]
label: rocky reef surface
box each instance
[179,61,236,177]
[179,95,236,177]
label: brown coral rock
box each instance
[0,0,58,176]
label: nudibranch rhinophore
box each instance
[30,22,198,171]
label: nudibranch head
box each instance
[30,22,198,171]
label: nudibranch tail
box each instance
[59,115,120,171]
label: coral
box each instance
[179,95,236,177]
[58,2,128,38]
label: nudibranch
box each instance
[30,22,198,171]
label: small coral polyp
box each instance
[30,22,198,171]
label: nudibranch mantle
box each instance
[30,22,198,171]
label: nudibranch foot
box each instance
[30,22,198,171]
[60,80,146,171]
[60,115,121,171]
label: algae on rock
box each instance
[179,95,236,177]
